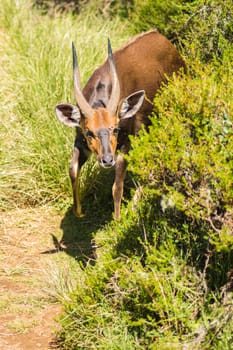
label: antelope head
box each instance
[55,39,145,168]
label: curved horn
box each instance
[72,42,94,118]
[107,38,120,116]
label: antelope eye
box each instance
[86,130,95,138]
[113,127,120,135]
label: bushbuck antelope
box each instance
[55,30,185,219]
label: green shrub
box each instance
[128,54,233,251]
[131,0,233,61]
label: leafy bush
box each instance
[130,0,233,61]
[128,54,233,251]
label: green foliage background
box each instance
[0,0,233,349]
[131,0,233,61]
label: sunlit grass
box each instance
[6,318,38,334]
[42,254,81,303]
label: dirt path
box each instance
[0,207,64,350]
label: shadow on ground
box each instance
[42,201,113,264]
[41,165,114,264]
[61,202,113,261]
[41,166,134,264]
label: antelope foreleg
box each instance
[69,147,84,217]
[112,154,127,219]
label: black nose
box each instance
[101,154,115,167]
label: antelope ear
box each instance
[119,90,145,120]
[55,103,81,127]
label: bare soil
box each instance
[0,207,64,350]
